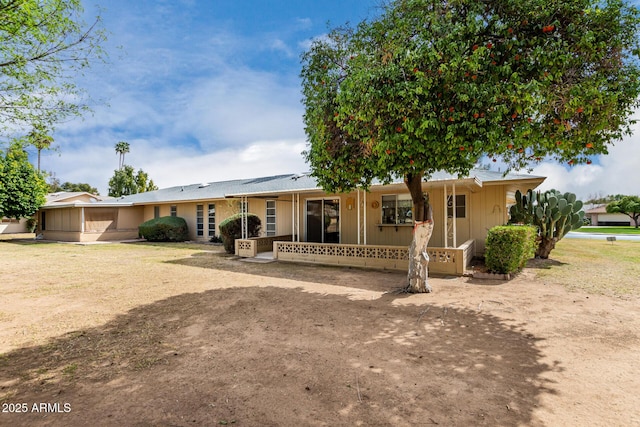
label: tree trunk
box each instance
[404,173,434,293]
[407,221,434,292]
[536,237,557,259]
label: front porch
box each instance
[236,235,475,276]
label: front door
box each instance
[306,199,340,243]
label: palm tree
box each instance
[27,125,54,172]
[115,141,130,170]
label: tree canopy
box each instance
[301,0,640,209]
[585,193,625,204]
[108,165,158,197]
[301,0,640,292]
[0,143,48,219]
[49,179,99,195]
[115,141,130,170]
[25,124,54,172]
[0,0,106,133]
[606,195,640,227]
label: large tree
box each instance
[49,179,99,195]
[301,0,640,292]
[26,124,54,172]
[0,0,106,133]
[606,195,640,228]
[115,141,130,170]
[0,143,48,219]
[108,165,158,197]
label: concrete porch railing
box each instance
[235,234,293,258]
[270,239,475,276]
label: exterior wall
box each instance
[469,185,509,254]
[0,218,28,234]
[274,198,293,237]
[117,206,145,230]
[296,186,478,250]
[49,194,100,203]
[40,231,83,241]
[139,198,293,242]
[33,179,522,247]
[245,198,293,238]
[290,183,508,256]
[79,230,140,242]
[40,207,82,241]
[361,191,411,247]
[41,207,82,234]
[40,206,143,242]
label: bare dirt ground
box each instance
[0,240,639,426]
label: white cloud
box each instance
[43,135,308,196]
[267,38,295,57]
[50,1,638,204]
[173,68,304,148]
[532,131,640,200]
[134,139,308,192]
[296,18,313,30]
[298,33,329,51]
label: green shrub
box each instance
[218,213,261,254]
[26,217,37,233]
[209,235,223,244]
[485,225,536,274]
[139,216,189,242]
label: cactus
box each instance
[509,189,585,259]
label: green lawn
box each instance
[574,226,640,235]
[533,238,640,297]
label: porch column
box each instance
[452,183,457,248]
[241,195,248,239]
[81,207,85,233]
[357,189,361,245]
[296,193,301,242]
[364,190,368,245]
[291,194,295,239]
[443,184,448,248]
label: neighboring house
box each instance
[0,217,28,237]
[585,205,634,226]
[36,169,544,275]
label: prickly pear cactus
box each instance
[509,189,585,259]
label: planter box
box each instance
[471,270,512,280]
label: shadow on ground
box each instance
[0,286,556,426]
[168,249,410,293]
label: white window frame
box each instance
[196,205,204,237]
[447,194,466,218]
[381,194,413,224]
[266,200,276,236]
[208,204,216,237]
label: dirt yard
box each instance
[0,240,639,426]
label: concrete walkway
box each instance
[239,251,276,263]
[566,231,640,241]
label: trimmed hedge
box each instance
[218,213,261,254]
[485,225,537,274]
[139,216,189,242]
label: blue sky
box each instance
[38,0,640,199]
